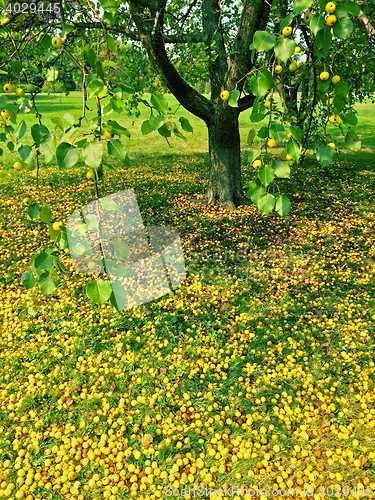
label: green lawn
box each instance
[0,92,374,499]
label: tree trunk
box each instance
[195,106,246,211]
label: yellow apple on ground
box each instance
[282,26,292,36]
[264,101,271,109]
[87,261,97,270]
[329,114,339,124]
[275,65,282,73]
[52,222,61,231]
[268,138,278,148]
[326,2,336,13]
[23,197,32,206]
[332,75,340,84]
[326,14,337,26]
[253,160,262,168]
[52,37,62,48]
[328,142,336,149]
[320,71,329,81]
[15,88,25,97]
[3,83,13,93]
[220,90,230,101]
[87,170,95,180]
[14,162,24,171]
[304,12,313,22]
[26,84,36,92]
[104,130,115,140]
[1,109,10,119]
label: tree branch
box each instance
[126,0,214,125]
[72,21,204,44]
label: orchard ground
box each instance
[0,92,375,499]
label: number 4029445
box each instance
[6,2,61,15]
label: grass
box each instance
[0,91,374,500]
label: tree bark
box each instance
[192,105,247,211]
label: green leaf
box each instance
[249,186,267,204]
[18,145,32,164]
[246,180,257,191]
[345,130,361,151]
[179,117,193,133]
[27,205,40,220]
[51,117,64,131]
[62,23,75,36]
[31,124,49,146]
[228,90,240,107]
[104,261,127,277]
[158,123,171,138]
[106,120,131,137]
[257,193,276,215]
[106,34,117,53]
[109,280,128,311]
[334,15,353,39]
[151,92,169,114]
[38,271,57,296]
[56,143,79,169]
[290,125,303,144]
[248,150,261,164]
[272,159,291,178]
[250,99,266,123]
[316,145,334,167]
[172,126,187,141]
[10,60,23,77]
[83,141,103,169]
[274,37,295,63]
[258,126,269,139]
[107,139,129,165]
[40,135,57,164]
[100,197,120,211]
[247,129,256,145]
[317,78,331,93]
[286,138,301,162]
[85,214,98,232]
[86,279,112,306]
[316,26,332,58]
[345,1,360,16]
[141,120,153,135]
[270,123,286,143]
[72,241,92,256]
[343,111,357,126]
[275,195,291,216]
[39,205,52,223]
[84,47,96,67]
[293,0,313,14]
[280,13,294,30]
[34,252,53,271]
[253,31,276,51]
[111,239,129,260]
[21,270,35,289]
[14,121,26,141]
[100,0,117,14]
[310,15,325,36]
[46,67,58,82]
[258,164,275,188]
[87,80,108,99]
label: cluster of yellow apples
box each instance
[3,83,36,94]
[319,72,340,85]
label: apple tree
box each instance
[0,0,363,305]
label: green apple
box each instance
[26,84,36,92]
[15,88,25,97]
